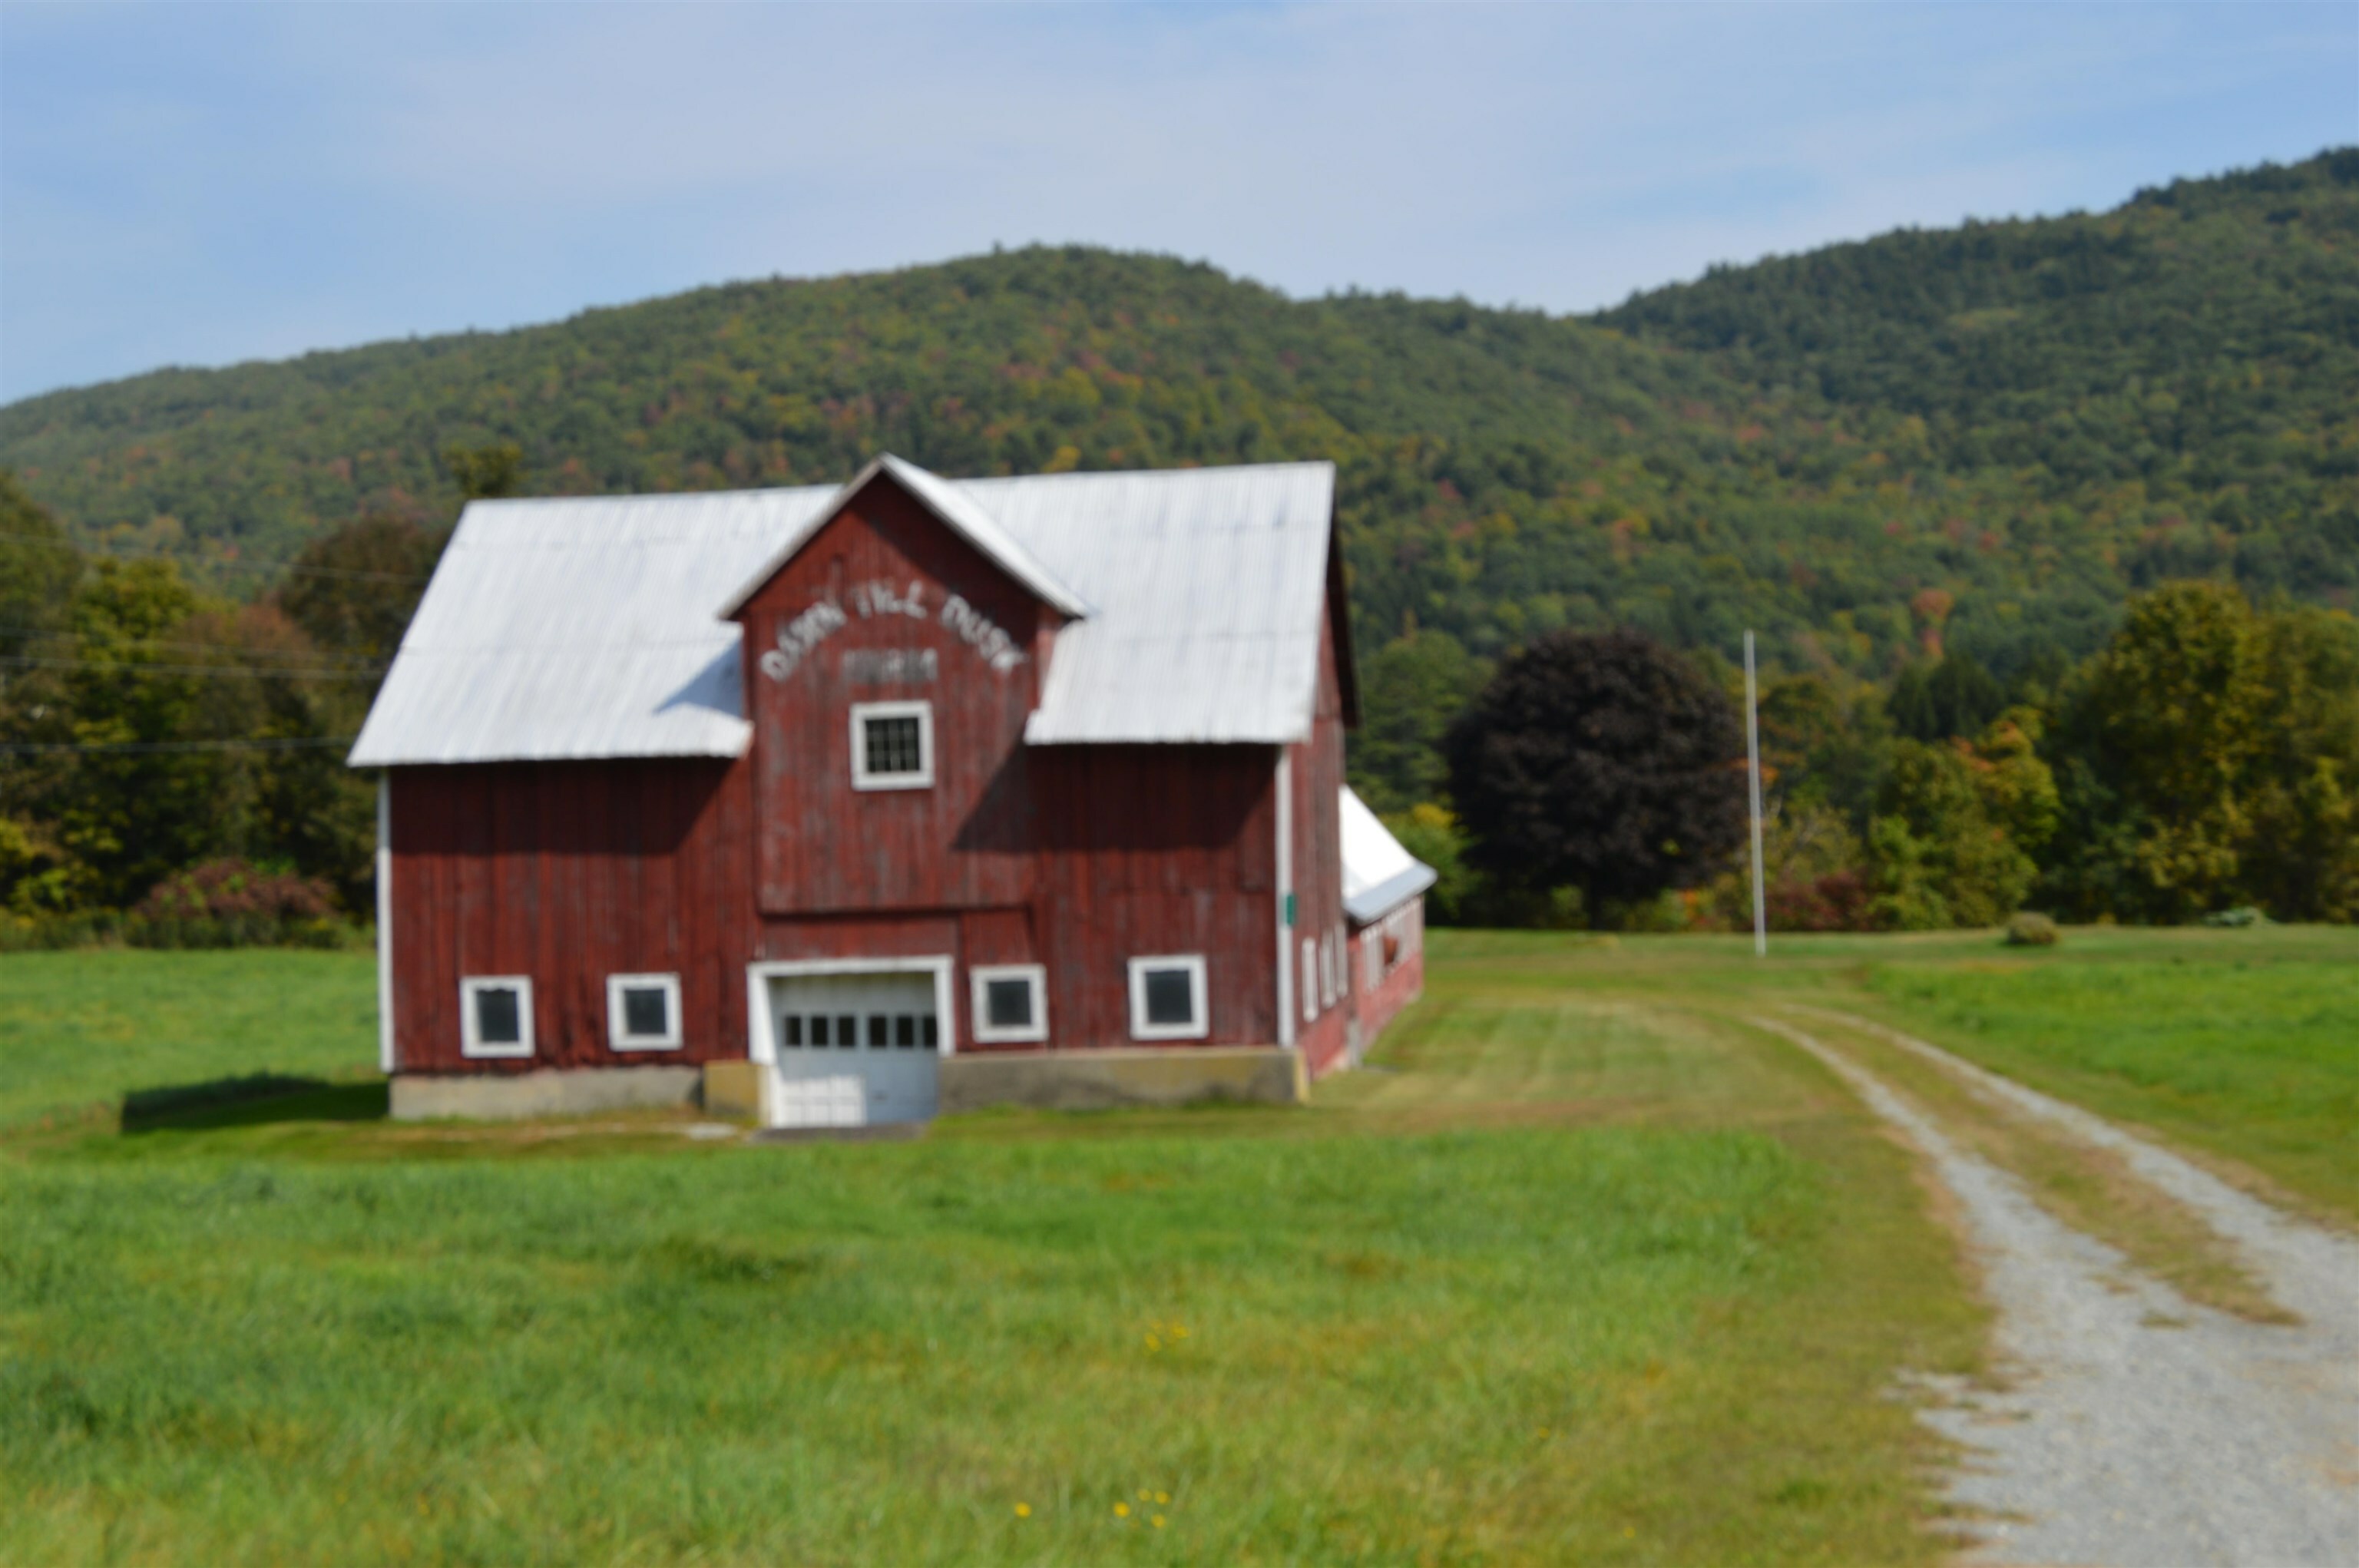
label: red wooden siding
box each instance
[1292,604,1353,1077]
[1027,744,1280,1052]
[738,478,1049,916]
[387,758,754,1073]
[1346,899,1426,1063]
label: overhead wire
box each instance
[0,653,385,681]
[0,623,386,667]
[0,527,434,584]
[0,736,356,756]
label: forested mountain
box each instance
[4,150,2354,931]
[5,150,2352,706]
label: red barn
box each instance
[350,455,1433,1126]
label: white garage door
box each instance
[766,971,940,1128]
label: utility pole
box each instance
[1744,630,1766,958]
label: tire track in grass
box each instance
[1749,1014,2359,1568]
[1803,1007,2359,1330]
[1792,1011,2291,1325]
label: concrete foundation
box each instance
[389,1065,702,1122]
[938,1046,1305,1113]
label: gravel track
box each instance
[1749,1014,2359,1568]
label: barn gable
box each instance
[717,454,1092,624]
[732,467,1054,914]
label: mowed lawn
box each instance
[1,925,2344,1563]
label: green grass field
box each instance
[0,925,2347,1564]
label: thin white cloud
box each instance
[2,2,2351,400]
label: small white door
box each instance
[767,971,940,1128]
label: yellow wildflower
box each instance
[1153,1515,1168,1529]
[1114,1502,1130,1518]
[1014,1503,1031,1519]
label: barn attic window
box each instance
[849,700,935,791]
[460,976,534,1059]
[1127,954,1209,1042]
[970,964,1049,1044]
[607,973,683,1051]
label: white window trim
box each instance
[459,974,534,1059]
[1127,953,1209,1042]
[849,699,935,791]
[968,963,1049,1044]
[1301,938,1319,1022]
[606,971,684,1051]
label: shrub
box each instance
[2004,911,2060,947]
[1768,870,1879,932]
[126,860,356,949]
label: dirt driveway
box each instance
[1752,1012,2359,1568]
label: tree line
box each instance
[0,464,472,944]
[1361,582,2359,930]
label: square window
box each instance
[607,973,683,1051]
[849,700,935,790]
[1127,954,1208,1042]
[986,979,1032,1029]
[460,976,534,1059]
[1145,971,1192,1024]
[969,964,1048,1044]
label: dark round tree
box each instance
[1441,630,1748,915]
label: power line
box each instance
[0,623,385,667]
[0,527,434,583]
[0,736,355,756]
[0,653,385,681]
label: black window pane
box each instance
[922,1015,938,1048]
[864,715,924,776]
[623,986,670,1039]
[895,1014,916,1047]
[868,1014,888,1048]
[475,986,521,1044]
[838,1014,857,1049]
[783,1014,802,1047]
[1143,968,1195,1027]
[811,1014,829,1047]
[985,978,1034,1029]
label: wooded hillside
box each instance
[5,150,2351,697]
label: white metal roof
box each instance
[349,456,1335,767]
[1340,785,1437,924]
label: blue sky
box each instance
[3,2,2352,403]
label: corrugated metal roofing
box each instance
[1340,786,1438,924]
[349,456,1335,767]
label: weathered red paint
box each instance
[381,465,1409,1082]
